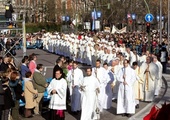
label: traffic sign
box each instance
[145,13,154,22]
[131,14,136,20]
[127,14,131,18]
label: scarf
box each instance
[56,110,64,117]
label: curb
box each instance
[128,75,168,120]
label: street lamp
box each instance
[131,13,136,31]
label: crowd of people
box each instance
[0,30,168,120]
[0,53,48,120]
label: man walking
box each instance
[33,64,48,115]
[140,56,159,102]
[92,59,108,112]
[67,61,84,114]
[117,59,136,117]
[80,67,100,120]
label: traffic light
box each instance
[146,22,150,33]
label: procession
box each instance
[38,30,168,119]
[0,29,168,120]
[0,0,170,119]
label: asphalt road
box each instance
[14,49,151,120]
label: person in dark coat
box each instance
[9,71,24,120]
[5,0,14,21]
[5,39,12,56]
[20,57,30,79]
[0,77,4,120]
[52,58,63,78]
[1,75,13,120]
[0,57,9,72]
[159,43,168,73]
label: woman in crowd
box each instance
[67,60,73,71]
[5,39,12,56]
[1,74,13,120]
[20,57,30,80]
[24,71,38,118]
[8,56,18,71]
[28,53,37,74]
[9,71,24,120]
[0,73,4,120]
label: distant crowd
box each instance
[0,30,169,120]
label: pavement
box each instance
[129,70,170,120]
[13,49,170,120]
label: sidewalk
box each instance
[129,67,170,120]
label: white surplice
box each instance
[140,62,159,101]
[67,68,84,112]
[102,69,114,109]
[133,66,144,100]
[92,67,108,112]
[80,75,100,120]
[154,61,163,95]
[112,64,122,100]
[47,78,67,110]
[116,66,136,114]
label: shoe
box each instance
[122,113,126,117]
[72,111,78,115]
[126,114,132,117]
[135,104,139,109]
[25,115,34,118]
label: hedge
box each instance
[17,22,62,33]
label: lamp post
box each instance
[131,13,136,31]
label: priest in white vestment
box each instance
[130,50,140,66]
[116,59,136,117]
[67,61,84,113]
[92,59,108,112]
[47,68,67,120]
[80,67,100,120]
[103,63,114,109]
[132,61,144,109]
[111,57,122,100]
[153,56,163,96]
[140,56,159,102]
[86,44,92,65]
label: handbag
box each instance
[33,94,38,99]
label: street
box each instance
[14,49,159,120]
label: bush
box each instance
[17,22,62,33]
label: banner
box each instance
[95,20,100,30]
[104,27,110,33]
[84,22,91,30]
[118,26,127,33]
[111,25,127,34]
[111,25,119,34]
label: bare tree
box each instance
[46,0,56,22]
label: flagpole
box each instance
[92,8,96,31]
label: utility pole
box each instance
[75,0,78,33]
[168,0,170,54]
[159,0,162,44]
[22,5,26,56]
